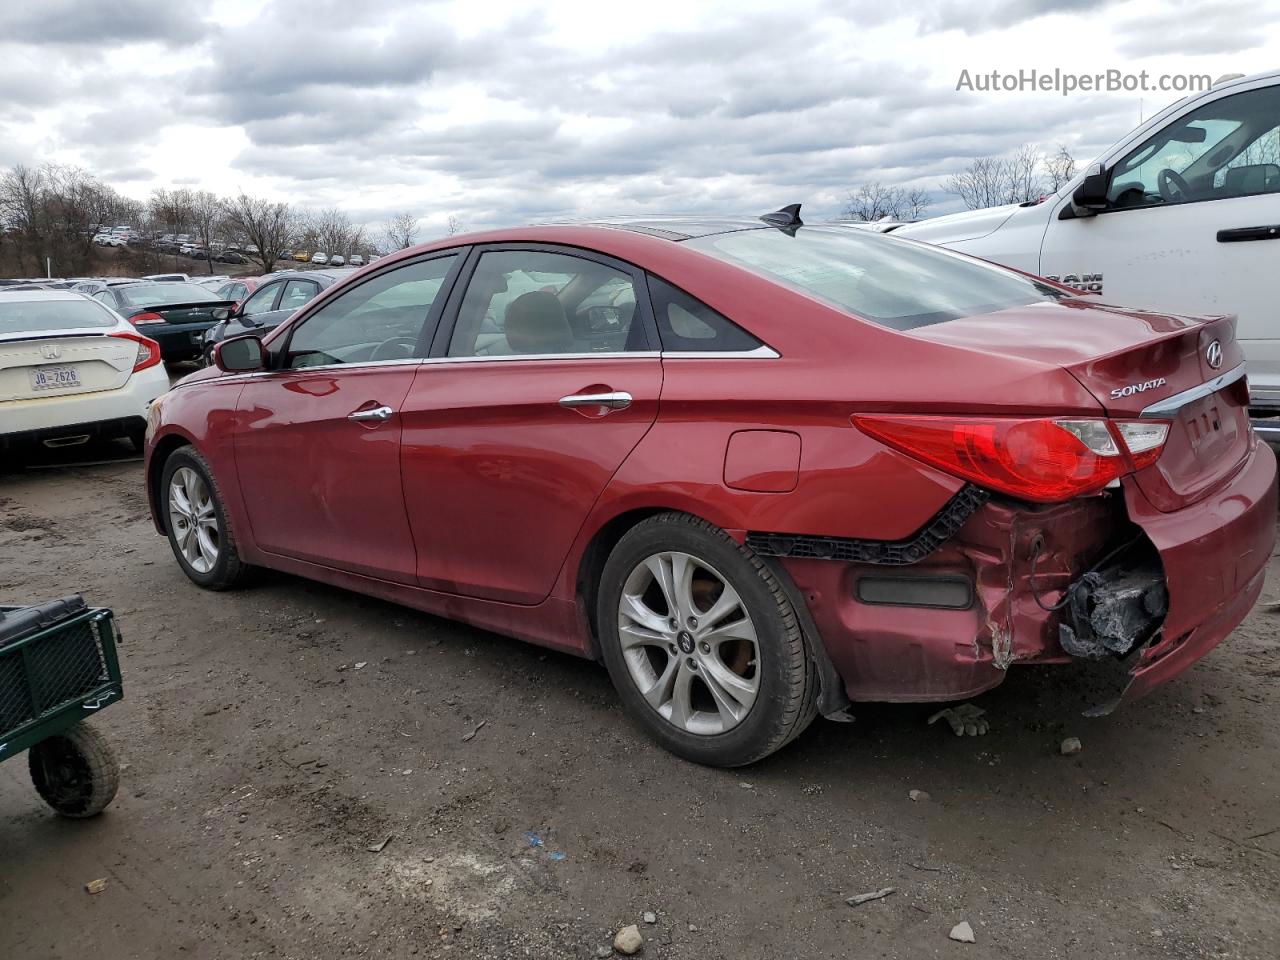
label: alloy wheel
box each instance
[168,466,220,574]
[617,551,760,736]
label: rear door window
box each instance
[241,282,282,317]
[279,279,319,313]
[446,249,649,357]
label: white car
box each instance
[329,254,345,266]
[0,290,169,455]
[348,254,364,266]
[143,273,190,282]
[891,69,1280,429]
[310,251,329,265]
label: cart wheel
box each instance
[28,721,120,818]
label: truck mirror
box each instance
[1068,163,1110,218]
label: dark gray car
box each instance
[200,268,355,363]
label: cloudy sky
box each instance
[1,0,1275,237]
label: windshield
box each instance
[0,298,116,334]
[117,282,218,308]
[686,226,1070,330]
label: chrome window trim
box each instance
[1139,362,1246,417]
[424,351,661,364]
[220,356,423,382]
[218,344,781,380]
[661,345,780,359]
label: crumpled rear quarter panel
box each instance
[782,494,1123,702]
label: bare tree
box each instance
[446,215,463,236]
[945,147,1047,210]
[383,211,419,250]
[308,207,365,258]
[842,182,931,222]
[1043,145,1077,192]
[0,163,134,276]
[188,190,226,274]
[1005,144,1044,204]
[224,192,297,274]
[149,187,195,240]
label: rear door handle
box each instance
[348,405,394,421]
[558,391,632,410]
[1217,224,1280,243]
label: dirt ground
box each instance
[2,440,1278,960]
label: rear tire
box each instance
[29,722,120,818]
[596,512,817,767]
[160,447,248,590]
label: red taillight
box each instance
[130,311,165,325]
[852,415,1170,503]
[110,332,162,372]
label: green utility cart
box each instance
[0,597,123,817]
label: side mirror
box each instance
[211,306,232,321]
[213,334,265,373]
[1068,162,1110,217]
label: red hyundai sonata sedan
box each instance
[144,207,1275,766]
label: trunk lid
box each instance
[909,300,1250,511]
[0,332,139,402]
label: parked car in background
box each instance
[349,255,364,266]
[329,254,345,266]
[84,281,234,363]
[142,273,190,282]
[216,251,249,265]
[890,70,1280,433]
[310,252,329,265]
[0,289,167,455]
[145,214,1275,766]
[199,268,354,363]
[293,251,309,262]
[212,276,264,310]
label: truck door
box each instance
[1040,80,1280,403]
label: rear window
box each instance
[686,226,1070,331]
[0,298,116,334]
[116,283,218,308]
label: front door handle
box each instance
[348,405,394,422]
[558,391,633,410]
[1217,224,1280,243]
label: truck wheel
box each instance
[29,722,120,818]
[597,512,818,767]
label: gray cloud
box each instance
[1114,1,1262,55]
[0,0,1265,237]
[917,0,1120,32]
[0,0,210,47]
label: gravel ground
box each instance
[1,444,1278,959]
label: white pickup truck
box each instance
[888,69,1280,435]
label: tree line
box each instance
[0,161,460,278]
[842,143,1077,221]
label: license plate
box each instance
[30,365,80,391]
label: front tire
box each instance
[160,447,248,590]
[597,513,817,767]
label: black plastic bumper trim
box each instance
[745,485,989,566]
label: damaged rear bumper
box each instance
[1102,435,1276,711]
[775,436,1275,709]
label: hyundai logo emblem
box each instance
[1205,340,1223,370]
[39,343,61,360]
